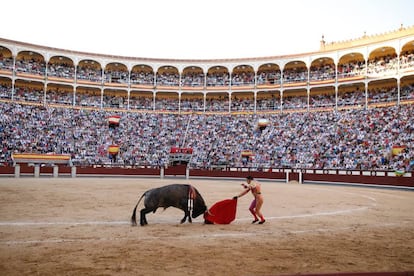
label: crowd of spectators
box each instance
[130,70,154,85]
[2,83,412,112]
[256,71,281,85]
[1,48,413,173]
[0,101,412,173]
[76,64,102,82]
[0,54,13,70]
[2,50,414,88]
[15,57,46,76]
[104,69,129,84]
[48,60,75,79]
[181,72,204,87]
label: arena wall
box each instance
[0,165,412,188]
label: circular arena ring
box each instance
[0,178,413,276]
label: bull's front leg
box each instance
[180,210,192,224]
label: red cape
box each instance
[204,198,237,224]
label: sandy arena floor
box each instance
[0,177,413,276]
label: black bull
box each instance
[131,184,207,226]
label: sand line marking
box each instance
[1,221,411,245]
[0,189,378,227]
[0,185,382,245]
[0,204,372,227]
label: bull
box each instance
[131,184,207,226]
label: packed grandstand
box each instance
[0,26,413,173]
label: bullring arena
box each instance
[1,22,414,276]
[0,177,413,276]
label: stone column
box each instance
[160,167,165,179]
[53,165,59,178]
[34,165,40,178]
[14,164,20,178]
[71,166,77,178]
[186,167,190,180]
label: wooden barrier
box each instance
[12,153,72,165]
[11,153,73,178]
[0,164,412,189]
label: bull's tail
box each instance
[131,192,146,226]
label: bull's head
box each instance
[191,190,207,218]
